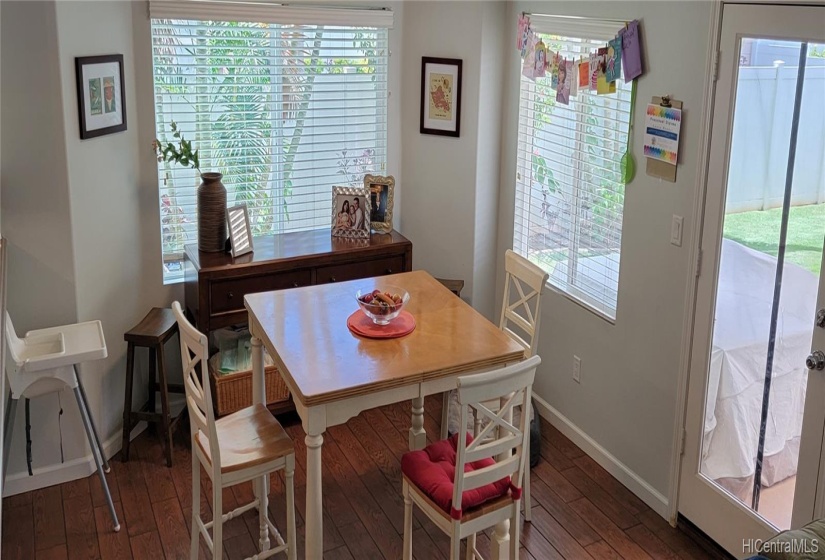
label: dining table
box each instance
[245,270,525,559]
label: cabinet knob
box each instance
[227,292,234,299]
[385,268,393,274]
[293,282,299,288]
[330,276,337,283]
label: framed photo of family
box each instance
[420,57,462,137]
[365,174,395,233]
[331,185,371,239]
[75,54,127,139]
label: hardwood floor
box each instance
[2,396,726,559]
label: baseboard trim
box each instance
[3,422,147,496]
[533,394,670,519]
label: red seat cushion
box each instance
[401,432,511,517]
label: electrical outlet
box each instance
[573,355,581,384]
[671,215,684,247]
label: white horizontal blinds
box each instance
[151,11,389,281]
[514,25,631,318]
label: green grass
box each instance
[723,203,825,275]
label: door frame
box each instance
[666,0,723,526]
[667,0,825,527]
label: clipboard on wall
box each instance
[646,96,682,182]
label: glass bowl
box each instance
[355,287,410,325]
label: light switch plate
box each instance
[671,215,684,247]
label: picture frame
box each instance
[420,57,462,137]
[226,204,253,257]
[75,54,127,139]
[365,174,395,234]
[331,185,371,239]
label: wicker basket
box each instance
[208,353,290,417]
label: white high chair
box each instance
[2,312,120,532]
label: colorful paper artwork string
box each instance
[556,59,572,105]
[570,60,579,98]
[534,39,548,78]
[578,60,590,88]
[619,20,643,81]
[606,36,622,83]
[550,52,561,89]
[518,14,531,53]
[522,32,539,80]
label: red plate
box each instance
[347,310,416,339]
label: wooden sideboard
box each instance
[183,228,413,334]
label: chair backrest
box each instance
[171,302,220,469]
[4,312,24,368]
[451,354,540,515]
[499,250,549,358]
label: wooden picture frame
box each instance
[331,185,371,239]
[226,204,253,257]
[420,57,462,137]
[75,54,127,139]
[364,174,395,234]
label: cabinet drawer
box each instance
[210,270,312,314]
[316,256,404,284]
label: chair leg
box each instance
[523,434,532,523]
[466,533,477,560]
[75,367,109,473]
[212,484,223,560]
[440,391,450,440]
[286,454,297,560]
[449,523,462,560]
[156,343,173,468]
[255,474,270,552]
[148,347,157,431]
[402,481,413,560]
[74,387,120,532]
[3,395,18,481]
[121,342,135,462]
[190,451,201,560]
[509,507,520,559]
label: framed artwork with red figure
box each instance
[420,57,462,137]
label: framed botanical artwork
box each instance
[365,174,395,234]
[75,54,127,139]
[420,57,462,137]
[226,204,253,257]
[331,185,371,239]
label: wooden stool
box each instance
[436,277,464,297]
[121,307,185,467]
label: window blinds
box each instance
[513,24,631,319]
[150,4,390,282]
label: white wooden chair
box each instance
[440,249,548,521]
[172,302,297,560]
[403,355,540,560]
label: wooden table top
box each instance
[245,270,525,406]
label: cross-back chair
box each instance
[440,249,549,521]
[403,355,540,559]
[172,302,296,560]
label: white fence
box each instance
[725,64,825,213]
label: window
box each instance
[513,17,631,319]
[149,2,392,282]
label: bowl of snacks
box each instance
[356,287,410,325]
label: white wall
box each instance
[1,0,84,481]
[401,1,505,319]
[496,1,714,503]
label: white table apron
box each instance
[248,319,518,560]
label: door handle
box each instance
[806,350,825,371]
[816,309,825,329]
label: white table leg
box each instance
[305,431,324,560]
[251,336,265,405]
[409,396,426,450]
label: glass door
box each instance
[679,3,825,557]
